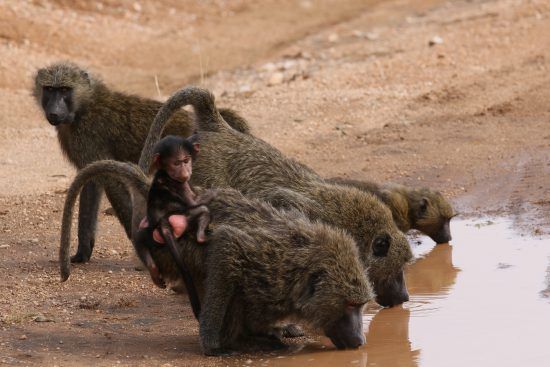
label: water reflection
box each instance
[227,219,550,367]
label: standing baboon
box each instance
[34,62,249,263]
[139,86,414,308]
[328,178,455,243]
[58,160,373,355]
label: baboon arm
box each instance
[199,226,247,355]
[103,180,133,238]
[73,181,103,263]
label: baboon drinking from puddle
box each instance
[328,178,456,244]
[59,161,373,355]
[34,62,249,263]
[59,90,373,354]
[139,86,414,308]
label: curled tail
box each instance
[138,86,230,172]
[60,161,149,281]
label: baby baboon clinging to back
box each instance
[139,86,414,308]
[135,135,217,319]
[328,178,456,243]
[58,160,373,355]
[33,61,249,263]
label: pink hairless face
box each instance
[163,150,193,183]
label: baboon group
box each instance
[35,62,455,355]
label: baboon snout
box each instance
[375,271,409,307]
[46,111,64,125]
[324,306,365,349]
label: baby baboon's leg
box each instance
[73,181,103,263]
[103,180,133,238]
[187,205,211,243]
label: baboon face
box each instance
[297,229,372,349]
[41,86,75,125]
[366,230,413,308]
[414,193,455,244]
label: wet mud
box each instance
[228,218,550,367]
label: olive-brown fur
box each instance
[34,62,249,263]
[328,178,455,244]
[140,86,414,307]
[58,160,373,354]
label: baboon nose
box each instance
[348,334,365,349]
[47,113,61,125]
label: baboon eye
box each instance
[307,271,325,297]
[372,234,390,257]
[419,198,429,214]
[345,301,364,310]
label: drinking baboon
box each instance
[58,160,373,355]
[328,178,455,243]
[139,86,414,307]
[34,61,249,263]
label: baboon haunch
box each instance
[328,178,455,244]
[34,61,249,263]
[139,86,413,308]
[59,160,373,354]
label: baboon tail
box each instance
[138,86,229,172]
[60,161,149,282]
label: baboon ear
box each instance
[150,153,161,174]
[192,143,200,154]
[372,233,390,257]
[80,70,91,84]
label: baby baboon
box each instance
[328,178,455,244]
[139,86,414,308]
[34,61,249,263]
[135,135,218,319]
[58,160,373,355]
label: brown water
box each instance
[230,218,550,367]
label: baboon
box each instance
[34,61,249,263]
[135,135,218,319]
[139,86,414,308]
[58,160,373,355]
[328,178,455,244]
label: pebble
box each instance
[0,245,9,249]
[34,315,54,323]
[268,72,284,86]
[429,35,444,46]
[328,33,339,43]
[19,335,27,340]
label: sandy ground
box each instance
[0,0,549,365]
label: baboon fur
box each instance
[328,178,455,244]
[139,86,414,307]
[58,160,373,354]
[34,61,249,263]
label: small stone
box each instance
[328,33,339,43]
[110,249,118,256]
[0,245,9,249]
[34,315,54,323]
[365,32,379,40]
[31,239,39,244]
[238,84,252,93]
[268,72,284,86]
[261,62,277,72]
[19,335,27,340]
[429,35,444,46]
[133,2,142,12]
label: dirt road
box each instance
[0,0,548,365]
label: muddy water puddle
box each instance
[229,218,550,367]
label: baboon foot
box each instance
[70,251,91,263]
